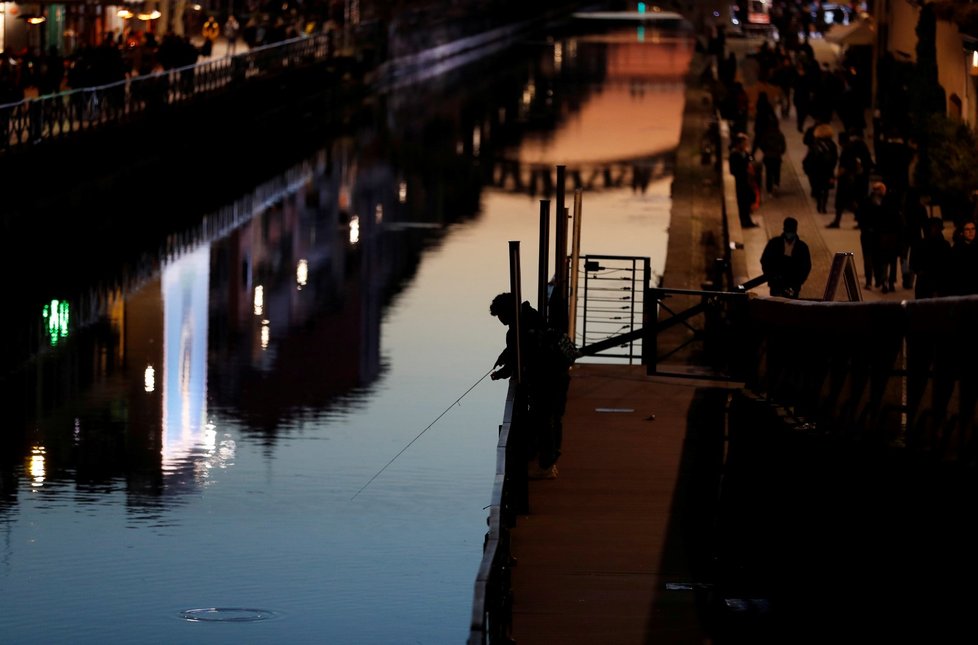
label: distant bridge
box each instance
[488,149,676,196]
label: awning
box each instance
[824,18,875,47]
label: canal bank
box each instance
[505,31,978,643]
[506,47,734,643]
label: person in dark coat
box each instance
[828,129,873,228]
[730,132,759,228]
[910,217,951,299]
[855,181,899,291]
[752,91,778,144]
[803,122,837,214]
[949,220,978,296]
[490,292,568,479]
[875,187,903,293]
[792,57,813,133]
[901,188,931,290]
[723,81,749,136]
[754,117,786,197]
[760,217,812,298]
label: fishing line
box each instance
[350,367,495,500]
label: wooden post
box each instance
[537,199,550,316]
[568,189,583,340]
[509,241,523,384]
[553,165,568,332]
[507,240,529,514]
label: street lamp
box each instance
[19,13,47,54]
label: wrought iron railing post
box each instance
[644,286,656,373]
[537,200,550,316]
[0,34,332,154]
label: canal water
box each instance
[0,18,692,644]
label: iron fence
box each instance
[0,34,331,151]
[574,254,652,363]
[468,379,526,644]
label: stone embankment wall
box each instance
[662,49,727,293]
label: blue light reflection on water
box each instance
[0,29,688,645]
[0,211,514,643]
[0,194,674,644]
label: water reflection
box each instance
[28,445,46,487]
[0,19,692,643]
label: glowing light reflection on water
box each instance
[0,22,689,645]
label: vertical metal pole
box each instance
[553,165,568,331]
[508,241,523,385]
[641,258,652,369]
[506,240,528,515]
[537,199,550,316]
[630,258,638,364]
[582,257,590,349]
[568,189,583,341]
[645,286,656,375]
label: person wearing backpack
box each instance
[490,292,570,479]
[828,129,874,228]
[803,123,838,214]
[754,115,786,198]
[729,133,760,228]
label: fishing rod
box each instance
[350,366,495,500]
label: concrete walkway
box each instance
[509,366,725,644]
[725,34,922,303]
[505,34,930,645]
[507,45,741,645]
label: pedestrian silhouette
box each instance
[910,216,951,299]
[949,219,978,295]
[490,292,569,479]
[803,122,837,214]
[754,117,786,198]
[729,132,759,228]
[224,15,240,55]
[760,217,812,298]
[855,181,898,291]
[201,15,220,57]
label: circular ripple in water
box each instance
[180,607,277,622]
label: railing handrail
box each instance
[0,33,333,151]
[468,379,521,644]
[576,253,651,363]
[742,294,978,464]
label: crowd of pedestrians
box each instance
[709,4,978,300]
[0,9,338,106]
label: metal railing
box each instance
[574,254,652,363]
[0,33,331,151]
[743,295,978,464]
[647,285,750,380]
[468,379,526,644]
[469,286,978,643]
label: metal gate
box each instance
[573,254,652,363]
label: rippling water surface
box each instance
[0,18,691,644]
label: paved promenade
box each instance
[507,34,922,644]
[726,35,916,303]
[509,366,726,643]
[508,45,738,644]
